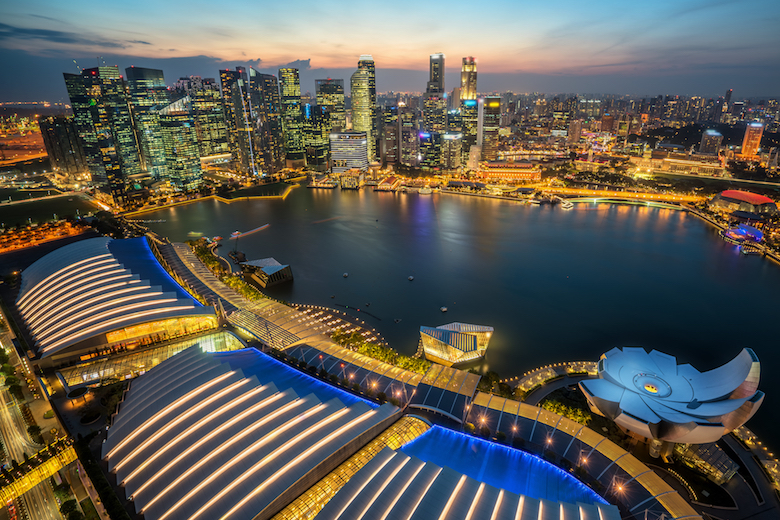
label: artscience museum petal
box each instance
[579,347,764,445]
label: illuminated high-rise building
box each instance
[741,122,763,157]
[427,53,445,94]
[567,119,583,145]
[699,129,723,155]
[481,96,501,161]
[126,67,169,180]
[381,106,399,166]
[40,116,87,177]
[329,132,368,174]
[423,94,447,133]
[159,99,202,190]
[187,78,229,158]
[350,55,377,160]
[601,114,615,133]
[460,99,479,165]
[278,68,306,167]
[249,68,285,173]
[63,66,142,205]
[419,131,442,170]
[441,132,463,170]
[303,104,330,169]
[220,67,256,175]
[460,57,477,101]
[315,79,346,132]
[447,110,463,133]
[399,105,419,167]
[423,53,447,133]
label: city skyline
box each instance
[2,0,780,101]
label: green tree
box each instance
[8,384,23,400]
[27,425,42,443]
[4,375,19,387]
[1,364,14,376]
[0,351,9,365]
[60,499,78,515]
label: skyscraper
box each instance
[427,53,445,94]
[159,99,202,190]
[350,55,377,161]
[699,129,723,155]
[279,68,306,167]
[567,119,583,145]
[220,67,256,175]
[249,68,285,173]
[40,116,87,178]
[330,132,368,174]
[460,57,477,101]
[441,132,463,170]
[380,106,399,166]
[460,99,479,165]
[315,79,346,133]
[419,131,442,170]
[423,53,447,134]
[63,66,142,205]
[126,67,169,180]
[481,96,501,161]
[303,104,330,169]
[398,104,419,167]
[741,122,764,157]
[187,78,229,158]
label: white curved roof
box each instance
[579,347,764,444]
[102,347,396,520]
[317,446,619,520]
[17,237,212,358]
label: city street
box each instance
[0,330,62,520]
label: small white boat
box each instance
[561,200,574,210]
[343,273,349,278]
[419,186,432,195]
[408,276,414,281]
[440,306,448,312]
[529,199,541,205]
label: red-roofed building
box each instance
[710,190,778,219]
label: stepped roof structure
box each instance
[103,347,622,520]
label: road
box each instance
[0,333,62,520]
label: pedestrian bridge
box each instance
[0,438,77,503]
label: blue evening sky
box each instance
[1,0,779,101]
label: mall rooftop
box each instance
[16,237,216,367]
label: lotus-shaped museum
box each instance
[579,347,763,444]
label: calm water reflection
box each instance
[145,188,779,447]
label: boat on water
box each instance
[187,231,203,237]
[528,199,541,205]
[343,273,349,278]
[408,276,414,281]
[440,306,448,312]
[419,186,433,195]
[561,200,574,210]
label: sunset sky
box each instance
[2,0,780,101]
